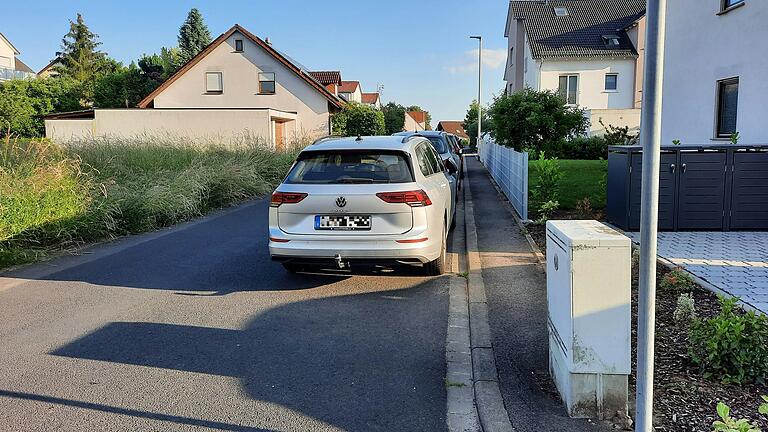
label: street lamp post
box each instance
[470,35,482,155]
[635,1,667,430]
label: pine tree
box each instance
[55,13,108,104]
[177,8,212,65]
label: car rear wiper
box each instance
[337,178,375,183]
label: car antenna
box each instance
[355,135,363,141]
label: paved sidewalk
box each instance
[466,158,612,432]
[626,231,768,314]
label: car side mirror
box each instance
[444,159,458,175]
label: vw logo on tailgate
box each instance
[335,196,347,208]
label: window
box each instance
[605,73,618,91]
[416,144,434,176]
[284,151,414,184]
[205,72,223,93]
[721,0,745,12]
[424,144,443,174]
[259,72,276,94]
[558,75,578,105]
[602,35,620,49]
[554,7,568,16]
[234,39,243,52]
[716,77,739,138]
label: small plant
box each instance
[458,271,469,279]
[530,151,563,217]
[672,139,681,146]
[599,118,638,146]
[659,267,696,292]
[575,197,593,219]
[673,293,696,329]
[760,396,768,415]
[631,248,640,270]
[712,401,761,432]
[536,200,560,224]
[689,296,768,384]
[730,132,740,145]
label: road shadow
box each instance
[47,284,449,431]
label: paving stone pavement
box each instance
[626,231,768,314]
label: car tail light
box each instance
[376,190,432,207]
[270,192,307,207]
[269,237,290,243]
[396,238,429,243]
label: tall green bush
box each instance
[488,89,588,154]
[0,78,83,137]
[332,102,386,136]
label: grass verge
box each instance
[1,136,299,269]
[529,159,607,210]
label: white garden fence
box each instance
[479,138,529,220]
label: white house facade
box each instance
[0,32,36,81]
[504,0,646,136]
[45,25,344,148]
[661,0,767,145]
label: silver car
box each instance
[269,135,457,275]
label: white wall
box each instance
[587,109,641,136]
[404,114,424,132]
[661,1,768,145]
[0,36,16,70]
[45,109,290,146]
[152,30,330,139]
[538,59,636,110]
[523,40,539,91]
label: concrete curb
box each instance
[462,163,515,432]
[446,194,481,432]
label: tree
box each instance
[93,58,165,108]
[406,105,432,130]
[55,13,108,103]
[382,102,406,134]
[332,103,386,137]
[158,47,182,78]
[0,78,83,137]
[177,8,212,65]
[463,100,488,148]
[487,89,588,154]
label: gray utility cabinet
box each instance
[607,145,768,231]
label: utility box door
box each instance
[546,231,573,360]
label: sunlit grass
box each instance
[0,135,302,269]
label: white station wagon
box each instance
[269,135,457,275]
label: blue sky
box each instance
[3,0,508,126]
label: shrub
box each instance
[674,293,696,329]
[530,151,563,211]
[575,197,593,219]
[689,296,768,384]
[488,89,588,154]
[660,267,696,292]
[535,200,560,224]
[0,77,84,137]
[712,401,762,432]
[631,248,640,270]
[599,119,638,146]
[332,102,385,137]
[555,136,608,160]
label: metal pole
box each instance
[635,1,667,431]
[470,35,482,157]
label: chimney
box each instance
[265,37,272,45]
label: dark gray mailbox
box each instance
[607,145,768,231]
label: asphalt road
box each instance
[0,199,451,432]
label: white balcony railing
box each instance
[0,67,37,81]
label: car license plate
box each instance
[315,215,371,230]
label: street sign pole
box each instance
[635,1,667,430]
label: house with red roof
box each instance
[361,92,381,109]
[404,111,427,131]
[436,121,469,140]
[44,24,345,149]
[337,81,362,103]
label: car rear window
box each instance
[285,151,415,184]
[427,137,449,154]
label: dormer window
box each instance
[234,39,243,52]
[554,7,568,16]
[602,35,620,48]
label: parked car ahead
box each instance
[269,135,456,275]
[393,131,463,190]
[445,134,465,181]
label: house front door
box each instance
[274,121,285,151]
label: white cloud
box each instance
[446,48,507,74]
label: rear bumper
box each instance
[269,235,441,264]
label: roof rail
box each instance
[401,134,427,143]
[311,135,341,145]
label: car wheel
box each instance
[282,262,303,273]
[424,224,447,276]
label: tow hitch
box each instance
[334,254,348,269]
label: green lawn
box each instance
[529,159,607,210]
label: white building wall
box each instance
[152,30,330,139]
[661,1,768,145]
[0,36,17,70]
[538,59,636,110]
[523,41,539,90]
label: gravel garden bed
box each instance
[524,211,768,431]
